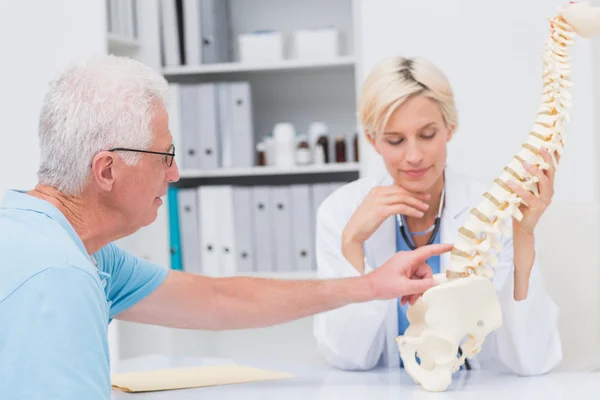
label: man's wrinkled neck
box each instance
[27,184,113,255]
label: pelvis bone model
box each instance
[396,2,600,392]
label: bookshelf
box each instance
[105,0,363,286]
[153,0,362,277]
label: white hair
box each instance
[358,56,458,137]
[37,54,169,195]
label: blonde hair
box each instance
[358,57,458,136]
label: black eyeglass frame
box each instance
[108,144,176,167]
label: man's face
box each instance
[112,102,180,232]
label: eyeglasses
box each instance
[108,144,176,167]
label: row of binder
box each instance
[169,183,344,276]
[107,0,138,40]
[160,0,231,67]
[168,82,254,170]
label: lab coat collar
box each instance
[442,166,471,220]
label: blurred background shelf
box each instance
[179,162,359,178]
[163,56,355,79]
[175,163,360,187]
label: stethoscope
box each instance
[395,187,445,250]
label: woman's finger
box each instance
[384,186,432,202]
[539,147,556,181]
[506,180,537,208]
[522,160,548,185]
[522,161,553,202]
[387,204,425,218]
[384,194,430,212]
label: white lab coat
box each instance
[313,166,562,375]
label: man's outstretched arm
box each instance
[116,244,452,330]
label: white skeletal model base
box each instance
[396,274,502,392]
[396,2,600,392]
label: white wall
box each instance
[355,0,597,204]
[0,0,107,201]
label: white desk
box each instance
[111,355,600,399]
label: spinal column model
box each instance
[449,2,597,280]
[396,2,600,392]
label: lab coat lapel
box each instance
[369,216,397,268]
[440,167,471,273]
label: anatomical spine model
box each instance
[397,2,600,392]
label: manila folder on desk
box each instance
[111,364,295,393]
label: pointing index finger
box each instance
[409,243,454,262]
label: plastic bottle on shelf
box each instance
[308,122,330,163]
[353,132,359,162]
[256,141,267,166]
[272,122,296,167]
[308,122,328,144]
[335,135,346,162]
[264,137,277,166]
[317,135,330,163]
[313,142,326,165]
[295,134,312,165]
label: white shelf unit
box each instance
[179,162,359,179]
[163,56,355,76]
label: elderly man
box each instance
[0,55,452,399]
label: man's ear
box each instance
[366,132,381,155]
[90,151,117,192]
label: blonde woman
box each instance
[313,57,562,375]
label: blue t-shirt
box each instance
[0,190,168,399]
[396,215,441,336]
